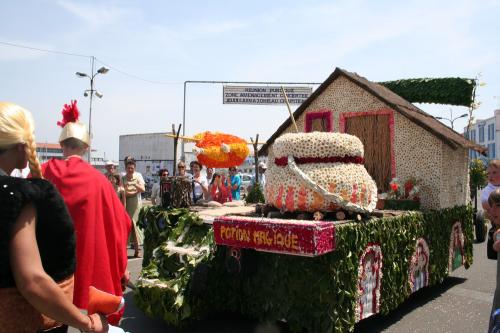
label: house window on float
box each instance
[305,111,332,132]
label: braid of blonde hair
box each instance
[26,131,43,179]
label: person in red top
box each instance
[209,173,232,204]
[41,100,131,325]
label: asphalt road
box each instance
[69,241,495,333]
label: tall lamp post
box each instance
[75,58,109,162]
[435,109,468,130]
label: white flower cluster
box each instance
[265,132,378,213]
[273,132,364,158]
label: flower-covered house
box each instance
[259,68,485,209]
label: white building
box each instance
[238,156,268,174]
[119,132,178,177]
[464,109,499,162]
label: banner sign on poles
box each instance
[223,85,313,105]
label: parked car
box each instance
[239,173,255,197]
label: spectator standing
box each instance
[482,160,500,217]
[206,167,214,186]
[41,100,131,326]
[191,161,208,203]
[488,189,500,331]
[177,161,189,178]
[226,166,242,200]
[104,160,116,178]
[123,158,144,258]
[151,168,169,206]
[108,173,126,208]
[210,173,232,204]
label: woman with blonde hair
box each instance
[0,102,108,332]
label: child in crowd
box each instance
[482,160,500,215]
[108,172,126,208]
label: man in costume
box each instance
[41,100,131,325]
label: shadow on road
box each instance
[120,291,265,333]
[354,276,467,332]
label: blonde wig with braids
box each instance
[0,102,43,178]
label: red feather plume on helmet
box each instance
[57,100,80,127]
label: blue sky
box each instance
[1,0,499,160]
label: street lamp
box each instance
[435,109,468,130]
[75,61,109,162]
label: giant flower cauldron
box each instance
[265,132,378,213]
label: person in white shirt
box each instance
[482,160,500,218]
[191,161,208,203]
[151,168,169,206]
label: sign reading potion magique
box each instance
[213,216,335,256]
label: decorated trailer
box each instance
[134,68,484,332]
[135,205,473,332]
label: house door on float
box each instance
[344,114,391,192]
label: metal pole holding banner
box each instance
[281,86,299,133]
[181,80,321,159]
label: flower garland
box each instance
[408,238,430,293]
[355,243,383,322]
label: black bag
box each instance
[491,305,500,332]
[489,227,498,260]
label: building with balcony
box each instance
[464,109,500,162]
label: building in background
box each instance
[238,156,268,174]
[37,142,63,163]
[464,109,499,162]
[90,150,107,173]
[13,143,106,176]
[119,133,180,197]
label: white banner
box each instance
[223,85,312,105]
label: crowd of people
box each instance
[146,159,268,206]
[1,101,130,332]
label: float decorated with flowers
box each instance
[134,68,484,332]
[265,132,378,214]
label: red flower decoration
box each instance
[390,183,399,192]
[57,100,80,127]
[404,180,414,198]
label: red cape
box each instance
[42,157,131,324]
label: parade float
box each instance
[134,68,486,332]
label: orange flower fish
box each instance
[192,131,249,168]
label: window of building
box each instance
[305,111,332,132]
[471,129,476,142]
[489,143,496,158]
[479,126,485,143]
[488,124,495,141]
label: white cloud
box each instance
[57,0,136,30]
[193,20,248,35]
